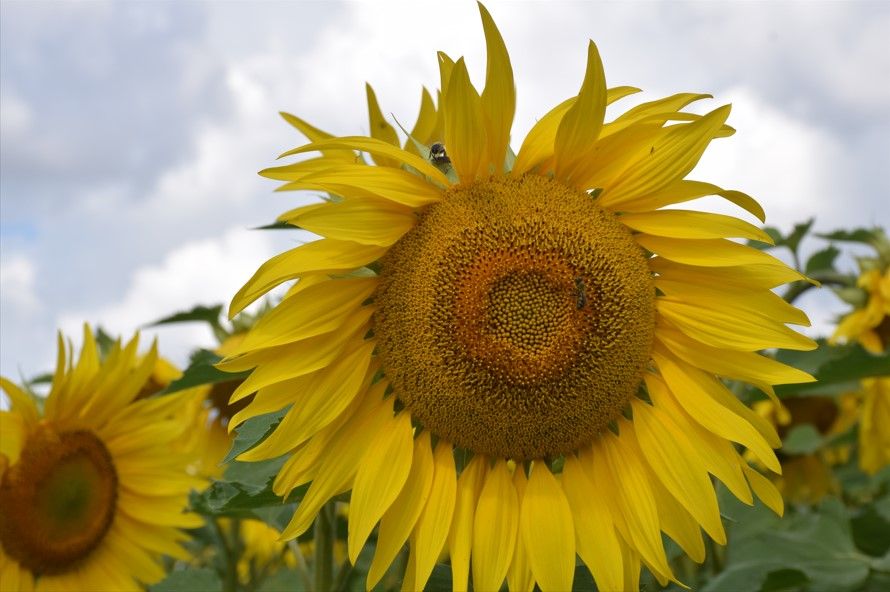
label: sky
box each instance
[1,0,889,379]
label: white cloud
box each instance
[693,86,847,230]
[0,254,40,315]
[57,227,284,368]
[0,92,32,137]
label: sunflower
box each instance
[831,267,890,354]
[0,326,204,591]
[222,5,816,590]
[859,376,890,475]
[753,394,858,504]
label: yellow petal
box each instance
[645,373,754,506]
[639,236,786,268]
[649,256,808,289]
[278,112,355,162]
[592,432,674,583]
[630,400,726,544]
[234,277,377,354]
[654,349,781,472]
[608,179,765,222]
[656,278,810,327]
[405,87,438,155]
[506,466,535,592]
[218,309,370,392]
[601,105,731,204]
[604,92,712,138]
[229,239,385,317]
[443,58,487,182]
[411,440,457,590]
[280,164,444,208]
[658,298,817,352]
[365,83,401,167]
[511,97,573,175]
[655,326,816,384]
[292,198,416,246]
[742,462,784,516]
[472,459,518,592]
[367,432,435,590]
[260,157,342,182]
[348,412,414,563]
[449,455,487,592]
[279,136,450,187]
[280,398,394,539]
[621,210,772,243]
[647,471,706,563]
[478,1,515,172]
[554,41,607,185]
[512,86,639,176]
[562,454,624,592]
[519,462,575,592]
[0,378,38,426]
[236,342,374,460]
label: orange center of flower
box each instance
[375,174,655,460]
[0,424,118,575]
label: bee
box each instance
[429,142,451,166]
[574,277,587,310]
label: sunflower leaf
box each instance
[774,341,890,397]
[781,424,824,455]
[805,245,840,275]
[149,568,222,592]
[145,304,224,328]
[225,407,289,463]
[703,498,873,592]
[157,349,251,395]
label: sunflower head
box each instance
[0,326,204,590]
[831,266,890,354]
[223,4,816,590]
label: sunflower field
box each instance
[1,3,888,592]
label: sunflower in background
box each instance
[0,326,204,591]
[753,394,859,504]
[830,230,890,355]
[221,4,816,591]
[859,376,890,476]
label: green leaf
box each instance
[149,568,222,592]
[145,304,223,328]
[805,245,840,275]
[702,499,873,592]
[254,221,297,230]
[775,341,890,398]
[852,498,890,557]
[760,569,809,592]
[817,228,883,246]
[95,326,116,358]
[782,424,825,455]
[224,408,289,463]
[259,569,308,592]
[158,349,250,395]
[782,219,815,255]
[190,456,301,519]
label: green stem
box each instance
[211,518,240,592]
[782,271,852,305]
[314,502,336,592]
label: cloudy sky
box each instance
[1,0,889,379]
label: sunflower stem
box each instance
[314,502,336,592]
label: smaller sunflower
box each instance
[859,376,890,475]
[0,326,204,591]
[754,394,858,504]
[832,267,890,354]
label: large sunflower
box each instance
[223,5,816,590]
[0,327,204,591]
